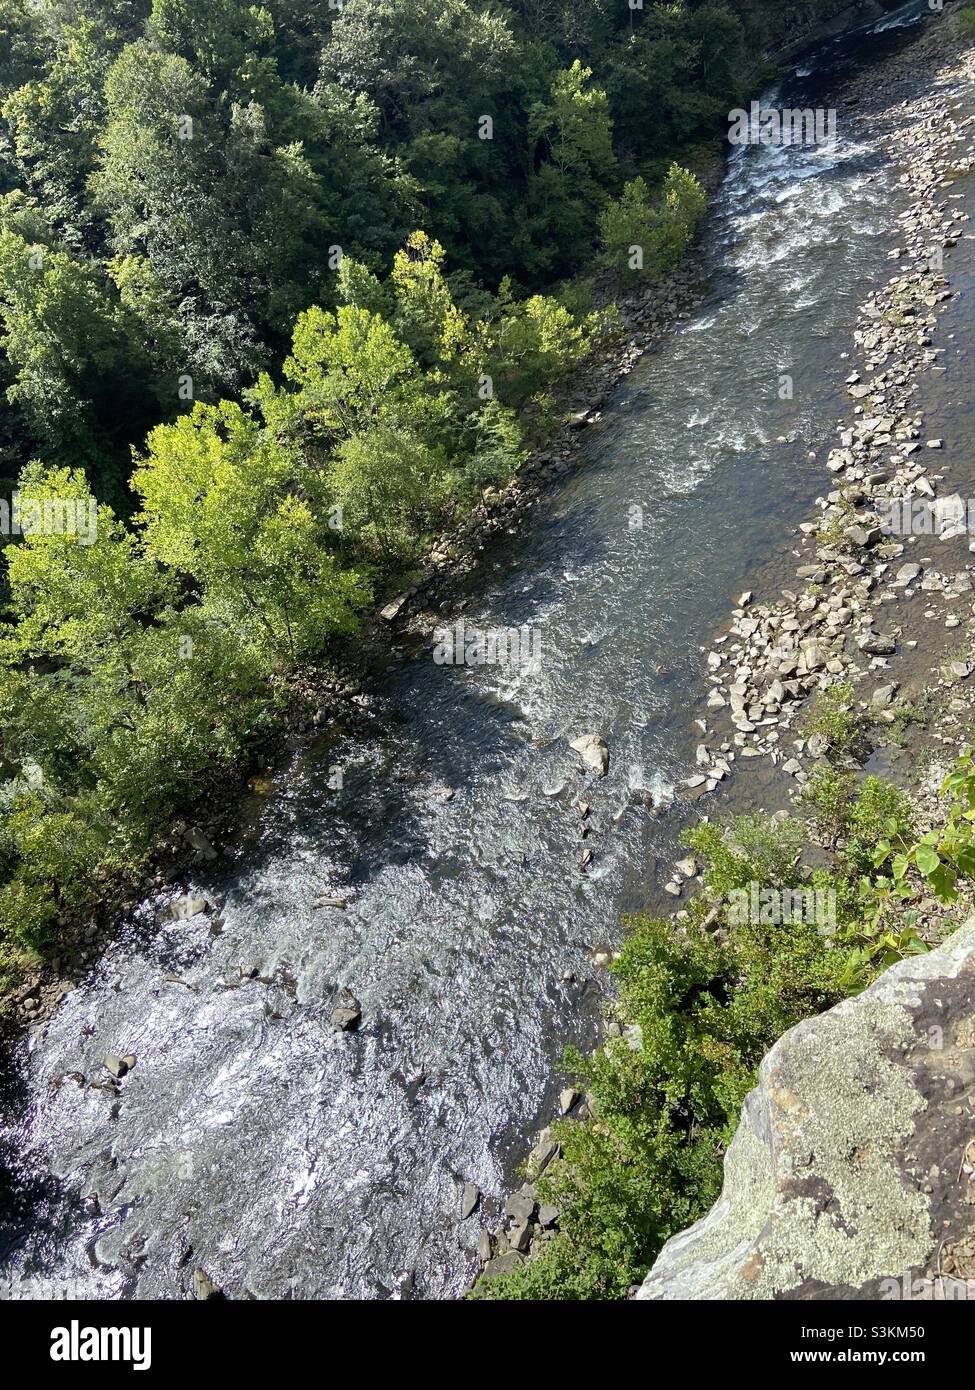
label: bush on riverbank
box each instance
[598,166,708,281]
[475,777,956,1301]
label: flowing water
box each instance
[0,2,939,1300]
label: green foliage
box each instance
[872,752,975,907]
[802,681,862,758]
[0,224,155,484]
[479,770,953,1300]
[0,0,772,492]
[599,166,707,280]
[0,220,604,977]
[134,401,369,665]
[477,899,852,1300]
[803,763,856,849]
[683,812,804,898]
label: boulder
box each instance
[459,1182,480,1221]
[569,734,609,778]
[637,921,975,1300]
[504,1189,536,1224]
[481,1252,525,1279]
[166,894,208,921]
[184,827,217,860]
[380,593,409,622]
[330,988,362,1031]
[858,632,897,656]
[559,1087,581,1115]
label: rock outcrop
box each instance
[638,921,975,1300]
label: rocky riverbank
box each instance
[472,5,975,1299]
[689,13,975,807]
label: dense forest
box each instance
[0,0,858,984]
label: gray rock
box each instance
[559,1087,581,1115]
[166,894,208,921]
[845,524,883,549]
[508,1221,532,1254]
[191,1268,223,1300]
[504,1190,536,1224]
[569,733,609,778]
[798,640,827,672]
[481,1251,525,1279]
[638,921,975,1300]
[330,989,361,1031]
[184,827,217,859]
[380,593,409,622]
[529,1137,560,1173]
[858,632,897,656]
[459,1182,480,1220]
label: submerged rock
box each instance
[638,920,975,1300]
[166,894,208,921]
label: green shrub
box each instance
[842,775,914,878]
[475,904,853,1300]
[803,763,857,848]
[803,681,862,757]
[598,165,706,280]
[683,812,804,897]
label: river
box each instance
[0,0,938,1301]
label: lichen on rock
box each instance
[639,921,975,1300]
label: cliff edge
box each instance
[638,922,975,1300]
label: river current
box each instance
[0,1,936,1301]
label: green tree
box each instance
[0,226,154,482]
[133,400,369,668]
[523,61,617,278]
[599,165,706,280]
